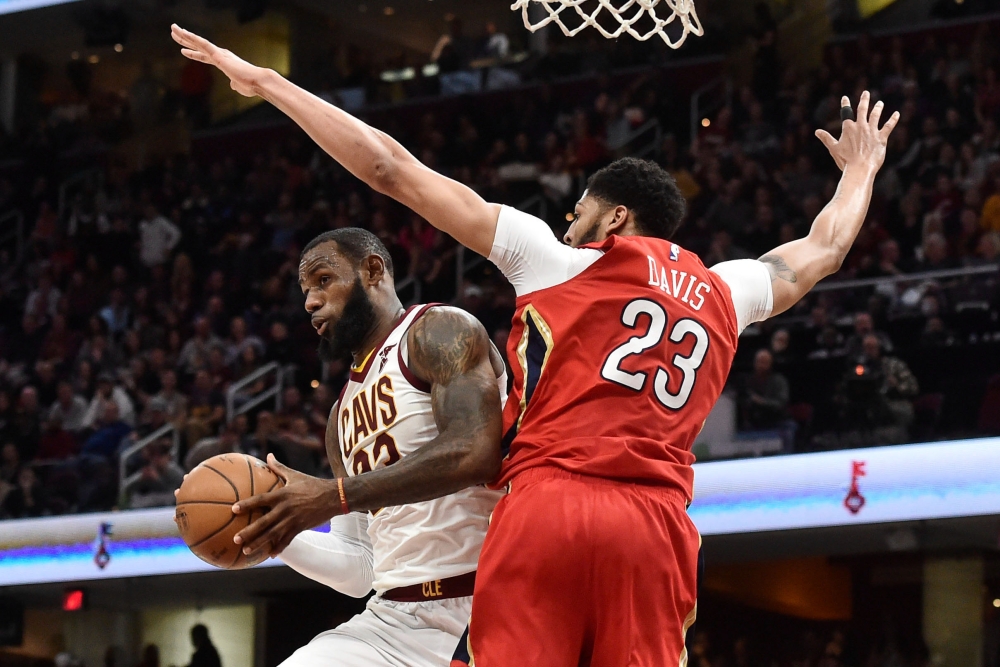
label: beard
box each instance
[317,278,377,363]
[575,219,603,246]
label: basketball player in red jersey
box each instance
[173,24,898,666]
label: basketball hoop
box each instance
[511,0,704,49]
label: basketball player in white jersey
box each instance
[259,227,507,666]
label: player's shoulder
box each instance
[406,305,490,381]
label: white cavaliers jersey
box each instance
[336,304,506,592]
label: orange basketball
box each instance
[174,453,284,570]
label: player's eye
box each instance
[319,275,330,286]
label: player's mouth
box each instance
[312,317,329,336]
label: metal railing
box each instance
[811,264,999,293]
[117,423,181,498]
[452,193,552,303]
[0,209,24,282]
[608,118,662,159]
[690,76,732,143]
[226,362,284,424]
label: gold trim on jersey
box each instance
[514,305,555,431]
[678,601,698,667]
[351,346,377,373]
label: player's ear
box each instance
[605,205,630,235]
[363,254,387,285]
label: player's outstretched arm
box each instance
[170,24,501,258]
[232,307,502,557]
[759,91,899,316]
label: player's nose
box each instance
[304,291,323,314]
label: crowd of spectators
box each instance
[2,16,1000,519]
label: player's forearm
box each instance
[342,430,500,513]
[807,163,878,277]
[279,519,374,598]
[253,69,413,197]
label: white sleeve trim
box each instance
[278,512,374,598]
[709,259,774,335]
[488,205,603,297]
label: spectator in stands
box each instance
[276,386,304,429]
[81,402,132,461]
[185,370,225,446]
[39,314,80,363]
[185,424,242,471]
[769,328,793,370]
[139,206,182,269]
[225,316,265,366]
[740,349,790,430]
[24,272,61,323]
[99,288,131,339]
[265,321,295,366]
[153,369,188,427]
[49,381,88,434]
[32,360,59,407]
[844,312,894,360]
[1,466,50,519]
[275,416,322,475]
[83,372,136,429]
[12,386,42,461]
[122,443,184,508]
[837,334,920,438]
[479,21,510,60]
[37,415,78,461]
[0,443,20,506]
[243,410,279,461]
[177,317,222,377]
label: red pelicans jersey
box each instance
[490,206,774,501]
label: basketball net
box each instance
[512,0,704,49]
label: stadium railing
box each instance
[226,361,285,425]
[117,422,182,501]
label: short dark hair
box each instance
[302,228,394,278]
[585,157,687,240]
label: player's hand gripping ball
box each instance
[175,453,284,569]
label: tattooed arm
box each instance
[232,308,502,557]
[761,91,899,316]
[342,306,503,509]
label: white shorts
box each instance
[279,595,471,667]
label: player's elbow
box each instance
[370,155,401,196]
[461,435,502,486]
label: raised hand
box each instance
[231,453,340,558]
[170,24,263,98]
[815,91,900,172]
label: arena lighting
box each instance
[62,589,85,611]
[993,599,1000,608]
[0,0,81,16]
[311,380,320,389]
[701,118,710,127]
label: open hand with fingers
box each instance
[170,24,265,98]
[232,453,342,558]
[816,91,900,172]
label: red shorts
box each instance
[466,467,701,667]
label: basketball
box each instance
[174,453,284,570]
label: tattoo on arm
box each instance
[408,308,487,384]
[340,307,503,512]
[760,254,798,284]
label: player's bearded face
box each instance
[318,277,377,362]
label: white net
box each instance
[512,0,703,49]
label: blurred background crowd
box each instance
[0,1,999,525]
